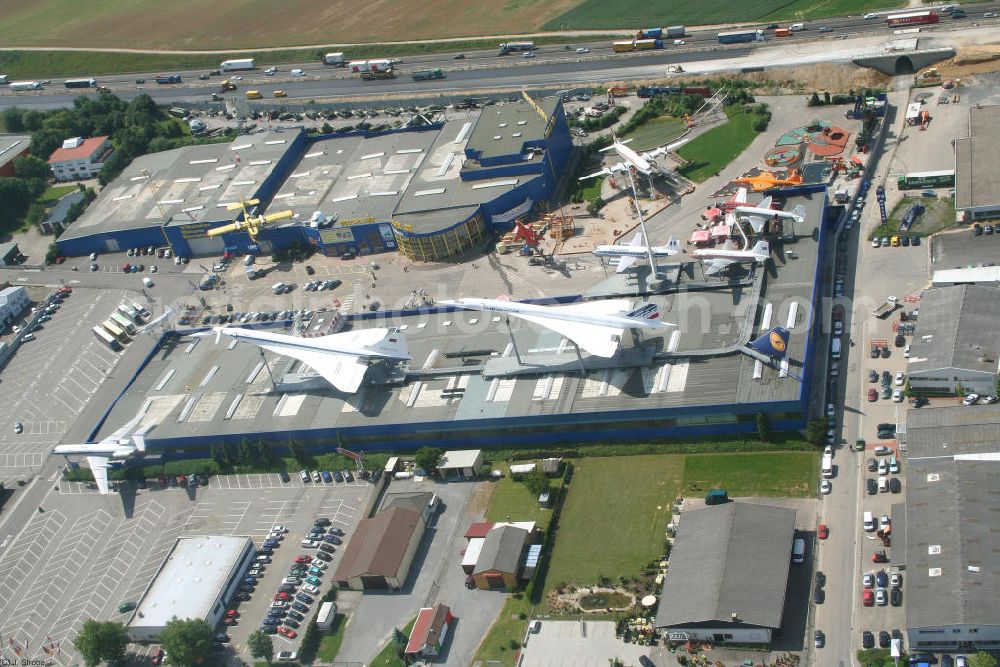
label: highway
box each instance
[2,3,999,111]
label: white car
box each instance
[575,47,590,54]
[142,277,154,287]
[301,583,320,595]
[522,52,535,58]
[271,524,288,534]
[673,39,686,45]
[270,600,287,609]
[871,238,881,248]
[820,479,832,494]
[265,67,276,75]
[963,393,980,406]
[862,571,874,588]
[14,422,23,434]
[290,68,305,76]
[864,12,878,19]
[903,344,911,358]
[267,532,284,541]
[892,389,903,402]
[276,651,298,663]
[894,372,904,386]
[880,515,891,530]
[823,444,833,457]
[300,540,320,549]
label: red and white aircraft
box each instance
[579,134,689,180]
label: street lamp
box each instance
[624,167,666,288]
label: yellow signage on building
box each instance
[319,227,356,244]
[179,222,215,239]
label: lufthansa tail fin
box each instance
[626,302,660,321]
[749,326,789,359]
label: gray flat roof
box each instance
[904,408,1000,629]
[907,285,1000,375]
[929,231,1000,272]
[955,105,1000,211]
[60,131,297,239]
[466,96,558,161]
[131,535,251,630]
[94,193,822,445]
[656,502,796,629]
[0,134,30,172]
[438,450,482,469]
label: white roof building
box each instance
[128,535,254,642]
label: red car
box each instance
[152,649,164,665]
[55,256,65,264]
[863,589,874,607]
[274,592,291,601]
[225,609,239,618]
[122,263,131,272]
[277,626,297,639]
[868,388,878,402]
[818,524,829,540]
[294,555,312,564]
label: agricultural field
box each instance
[0,0,581,50]
[543,0,906,30]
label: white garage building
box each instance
[128,535,255,642]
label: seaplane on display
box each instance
[52,411,154,495]
[733,169,803,193]
[207,198,295,242]
[691,240,771,275]
[440,297,675,358]
[729,188,806,233]
[592,232,682,273]
[738,325,801,381]
[205,326,411,393]
[578,134,688,181]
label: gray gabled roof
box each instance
[474,525,528,575]
[656,502,796,629]
[907,285,1000,376]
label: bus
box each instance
[897,169,955,189]
[93,326,122,351]
[101,320,130,344]
[64,78,97,88]
[110,312,138,336]
[886,10,938,27]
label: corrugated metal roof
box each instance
[474,525,528,575]
[955,105,1000,211]
[907,285,1000,375]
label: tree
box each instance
[13,154,50,180]
[248,630,274,664]
[2,107,25,132]
[45,243,60,264]
[414,446,443,475]
[298,620,320,664]
[808,92,821,107]
[756,412,771,442]
[160,617,215,666]
[523,468,551,497]
[805,418,828,447]
[752,117,769,133]
[73,619,128,667]
[969,653,998,667]
[289,440,308,466]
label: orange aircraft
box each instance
[734,169,803,192]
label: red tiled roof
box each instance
[464,522,493,539]
[405,604,451,655]
[48,136,109,164]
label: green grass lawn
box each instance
[38,184,78,206]
[486,463,566,531]
[868,196,955,240]
[474,593,537,665]
[544,0,903,30]
[677,107,760,183]
[369,618,416,667]
[681,451,817,497]
[315,614,348,663]
[622,116,686,153]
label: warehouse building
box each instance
[655,503,797,645]
[0,135,30,178]
[906,285,1000,395]
[56,96,572,261]
[127,535,254,642]
[955,104,1000,221]
[904,406,1000,653]
[931,266,1000,288]
[333,506,425,591]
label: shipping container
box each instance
[9,81,42,91]
[220,58,255,72]
[101,320,130,344]
[886,10,938,27]
[498,41,535,54]
[322,52,346,66]
[636,27,663,39]
[360,70,396,80]
[64,78,97,88]
[634,39,664,50]
[93,326,122,350]
[612,41,637,53]
[775,27,792,37]
[717,29,764,44]
[666,25,686,37]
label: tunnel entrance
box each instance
[894,56,915,75]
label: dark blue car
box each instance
[296,593,314,604]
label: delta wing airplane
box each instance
[691,240,771,275]
[592,232,682,273]
[52,412,154,494]
[441,297,674,358]
[206,326,410,393]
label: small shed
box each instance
[437,450,483,480]
[461,538,485,574]
[538,491,552,508]
[405,603,453,658]
[509,463,536,478]
[540,458,564,477]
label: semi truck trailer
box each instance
[220,58,255,72]
[717,29,764,44]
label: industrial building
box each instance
[56,95,572,262]
[0,286,29,327]
[906,285,1000,395]
[955,104,1000,221]
[472,524,531,590]
[48,136,114,182]
[0,134,30,178]
[903,406,1000,653]
[655,502,797,645]
[333,504,426,590]
[127,535,255,642]
[931,265,1000,288]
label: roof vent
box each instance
[730,612,739,622]
[62,137,84,149]
[929,544,941,555]
[928,567,942,577]
[927,473,940,482]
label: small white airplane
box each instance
[730,188,806,233]
[592,232,681,273]
[692,240,771,275]
[206,326,410,393]
[135,307,173,335]
[440,297,674,358]
[578,134,688,180]
[52,412,154,495]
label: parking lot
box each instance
[0,287,134,484]
[0,472,371,665]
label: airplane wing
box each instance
[579,167,612,181]
[744,214,767,234]
[702,258,734,275]
[257,343,370,393]
[615,256,637,273]
[515,313,623,357]
[756,195,772,210]
[104,412,147,444]
[87,456,112,495]
[732,188,748,204]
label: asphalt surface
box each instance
[2,3,1000,111]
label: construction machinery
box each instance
[219,79,237,92]
[207,199,294,241]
